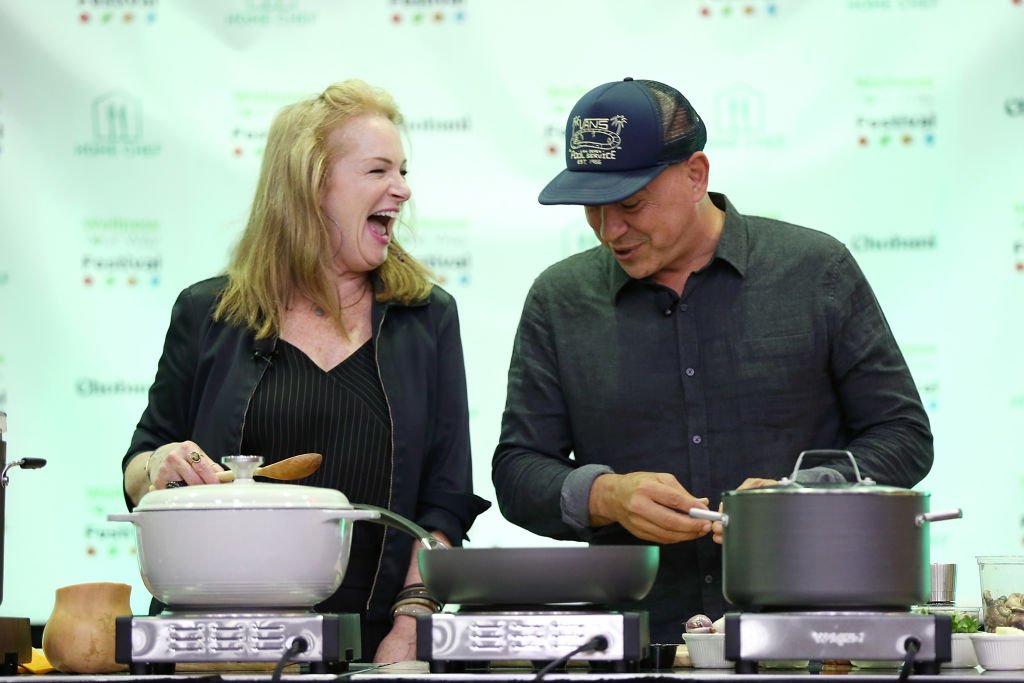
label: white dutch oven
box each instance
[108,456,441,610]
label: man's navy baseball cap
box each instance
[539,77,707,206]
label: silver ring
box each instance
[189,451,202,464]
[165,481,185,489]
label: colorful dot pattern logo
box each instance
[699,2,778,17]
[390,9,467,24]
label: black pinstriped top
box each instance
[241,338,391,614]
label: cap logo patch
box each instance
[569,114,627,166]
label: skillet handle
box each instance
[351,503,450,550]
[688,508,728,526]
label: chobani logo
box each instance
[81,217,162,287]
[846,0,939,9]
[78,0,158,25]
[74,91,162,158]
[713,84,784,149]
[851,233,936,251]
[75,378,150,396]
[226,0,317,26]
[389,0,466,25]
[855,76,936,147]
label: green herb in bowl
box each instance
[952,612,981,634]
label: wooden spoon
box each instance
[216,453,323,483]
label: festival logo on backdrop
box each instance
[78,0,159,25]
[712,83,784,149]
[81,217,162,287]
[854,76,936,147]
[85,486,136,559]
[229,89,306,159]
[542,84,590,161]
[388,0,467,25]
[225,0,317,26]
[74,91,162,158]
[410,217,471,287]
[697,0,779,18]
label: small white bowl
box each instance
[944,633,979,669]
[970,632,1024,671]
[682,633,729,669]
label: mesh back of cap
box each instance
[638,80,707,163]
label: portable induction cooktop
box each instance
[115,610,361,674]
[725,610,951,674]
[416,606,649,673]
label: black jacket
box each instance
[123,275,490,621]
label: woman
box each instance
[120,80,489,662]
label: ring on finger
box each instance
[165,481,185,489]
[189,451,202,464]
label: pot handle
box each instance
[915,508,963,527]
[106,513,138,524]
[688,508,729,527]
[782,449,875,486]
[350,503,450,550]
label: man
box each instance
[491,77,933,642]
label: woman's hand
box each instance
[126,441,225,505]
[148,441,223,489]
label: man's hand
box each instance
[711,477,777,544]
[589,472,712,544]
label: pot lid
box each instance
[724,448,928,497]
[725,482,927,497]
[135,455,353,511]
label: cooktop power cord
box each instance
[533,635,610,681]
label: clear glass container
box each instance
[977,556,1024,632]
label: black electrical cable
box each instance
[271,636,309,683]
[898,636,922,682]
[534,635,609,682]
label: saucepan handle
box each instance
[688,508,729,527]
[915,508,963,527]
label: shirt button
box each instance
[692,435,702,444]
[705,574,714,584]
[685,367,695,377]
[679,303,689,312]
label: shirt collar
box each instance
[607,191,749,303]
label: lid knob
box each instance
[222,455,263,484]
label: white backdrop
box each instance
[0,0,1022,623]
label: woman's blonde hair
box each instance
[214,79,433,339]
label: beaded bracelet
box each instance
[392,602,436,620]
